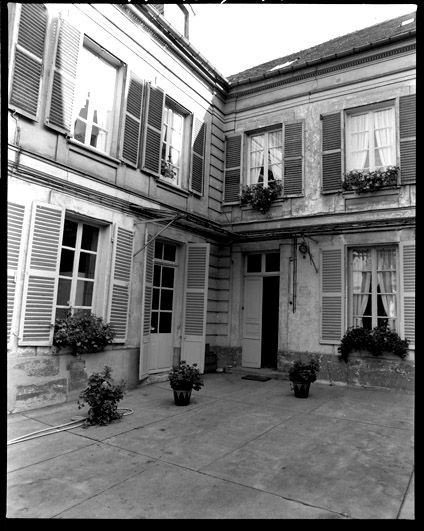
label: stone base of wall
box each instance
[278,351,415,392]
[208,346,242,370]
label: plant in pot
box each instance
[288,356,320,398]
[168,360,204,406]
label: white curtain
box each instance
[374,109,395,167]
[377,248,397,320]
[250,135,265,184]
[352,251,371,322]
[349,114,369,170]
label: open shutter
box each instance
[224,135,242,203]
[190,117,206,195]
[320,247,344,343]
[181,243,210,373]
[321,112,342,193]
[9,4,48,120]
[7,203,26,347]
[45,17,82,132]
[140,230,154,379]
[399,94,416,185]
[400,241,415,348]
[19,202,65,346]
[121,75,145,167]
[283,121,303,196]
[108,226,134,343]
[141,84,165,176]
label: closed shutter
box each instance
[141,84,165,176]
[9,4,48,120]
[181,243,210,373]
[321,112,342,193]
[400,241,415,347]
[121,75,145,167]
[284,121,303,196]
[45,17,82,132]
[399,94,416,185]
[224,135,242,203]
[7,203,26,346]
[320,247,344,343]
[108,226,134,343]
[19,202,65,346]
[191,117,206,195]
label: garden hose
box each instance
[7,408,134,446]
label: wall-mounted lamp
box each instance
[298,241,309,258]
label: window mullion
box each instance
[70,223,83,312]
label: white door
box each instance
[242,276,262,368]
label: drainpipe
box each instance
[292,236,297,313]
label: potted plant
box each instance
[288,356,320,398]
[168,360,204,406]
[240,179,283,213]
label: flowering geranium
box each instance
[342,166,399,193]
[240,179,283,213]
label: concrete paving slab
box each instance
[7,443,157,518]
[398,472,414,519]
[201,413,414,519]
[54,460,345,519]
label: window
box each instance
[349,246,398,331]
[345,105,396,171]
[246,253,280,274]
[72,43,119,154]
[56,219,99,320]
[248,129,283,186]
[161,99,190,187]
[151,240,177,334]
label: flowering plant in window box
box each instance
[342,166,399,194]
[161,159,176,179]
[240,179,283,213]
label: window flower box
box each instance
[342,166,399,194]
[240,179,283,213]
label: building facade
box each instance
[7,4,415,412]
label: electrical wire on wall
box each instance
[292,235,297,313]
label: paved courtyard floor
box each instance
[7,373,414,519]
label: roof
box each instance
[227,11,416,85]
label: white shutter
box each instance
[224,135,242,203]
[141,84,165,176]
[190,117,206,195]
[320,247,344,343]
[139,230,154,380]
[7,203,26,347]
[19,202,65,346]
[400,241,415,348]
[121,75,145,167]
[108,226,134,343]
[181,243,210,373]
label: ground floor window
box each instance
[349,246,398,330]
[151,240,177,334]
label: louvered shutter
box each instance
[224,135,242,203]
[320,248,344,343]
[45,17,82,132]
[141,84,165,176]
[19,202,65,346]
[322,113,342,193]
[284,122,303,196]
[7,203,26,347]
[121,75,145,167]
[181,243,210,373]
[9,4,48,120]
[191,117,206,195]
[108,226,134,343]
[140,230,154,380]
[400,241,415,347]
[399,94,416,185]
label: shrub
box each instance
[240,180,283,213]
[168,360,204,391]
[288,357,320,383]
[338,325,409,362]
[53,311,116,355]
[78,366,125,426]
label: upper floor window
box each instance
[248,129,283,186]
[72,42,119,155]
[345,105,396,171]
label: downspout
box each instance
[292,236,297,313]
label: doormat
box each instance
[241,374,271,382]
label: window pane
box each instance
[75,280,93,306]
[81,224,99,251]
[74,119,86,144]
[269,163,282,181]
[159,312,172,333]
[78,252,96,279]
[59,249,75,276]
[160,289,173,310]
[155,241,163,259]
[55,308,69,320]
[251,134,264,151]
[151,311,158,334]
[268,130,282,148]
[265,253,280,272]
[163,243,176,262]
[152,288,160,310]
[56,278,72,305]
[153,265,161,286]
[62,220,78,247]
[247,254,262,273]
[161,267,175,288]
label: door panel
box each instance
[242,276,262,368]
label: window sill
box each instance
[67,138,121,168]
[156,178,190,197]
[342,186,400,198]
